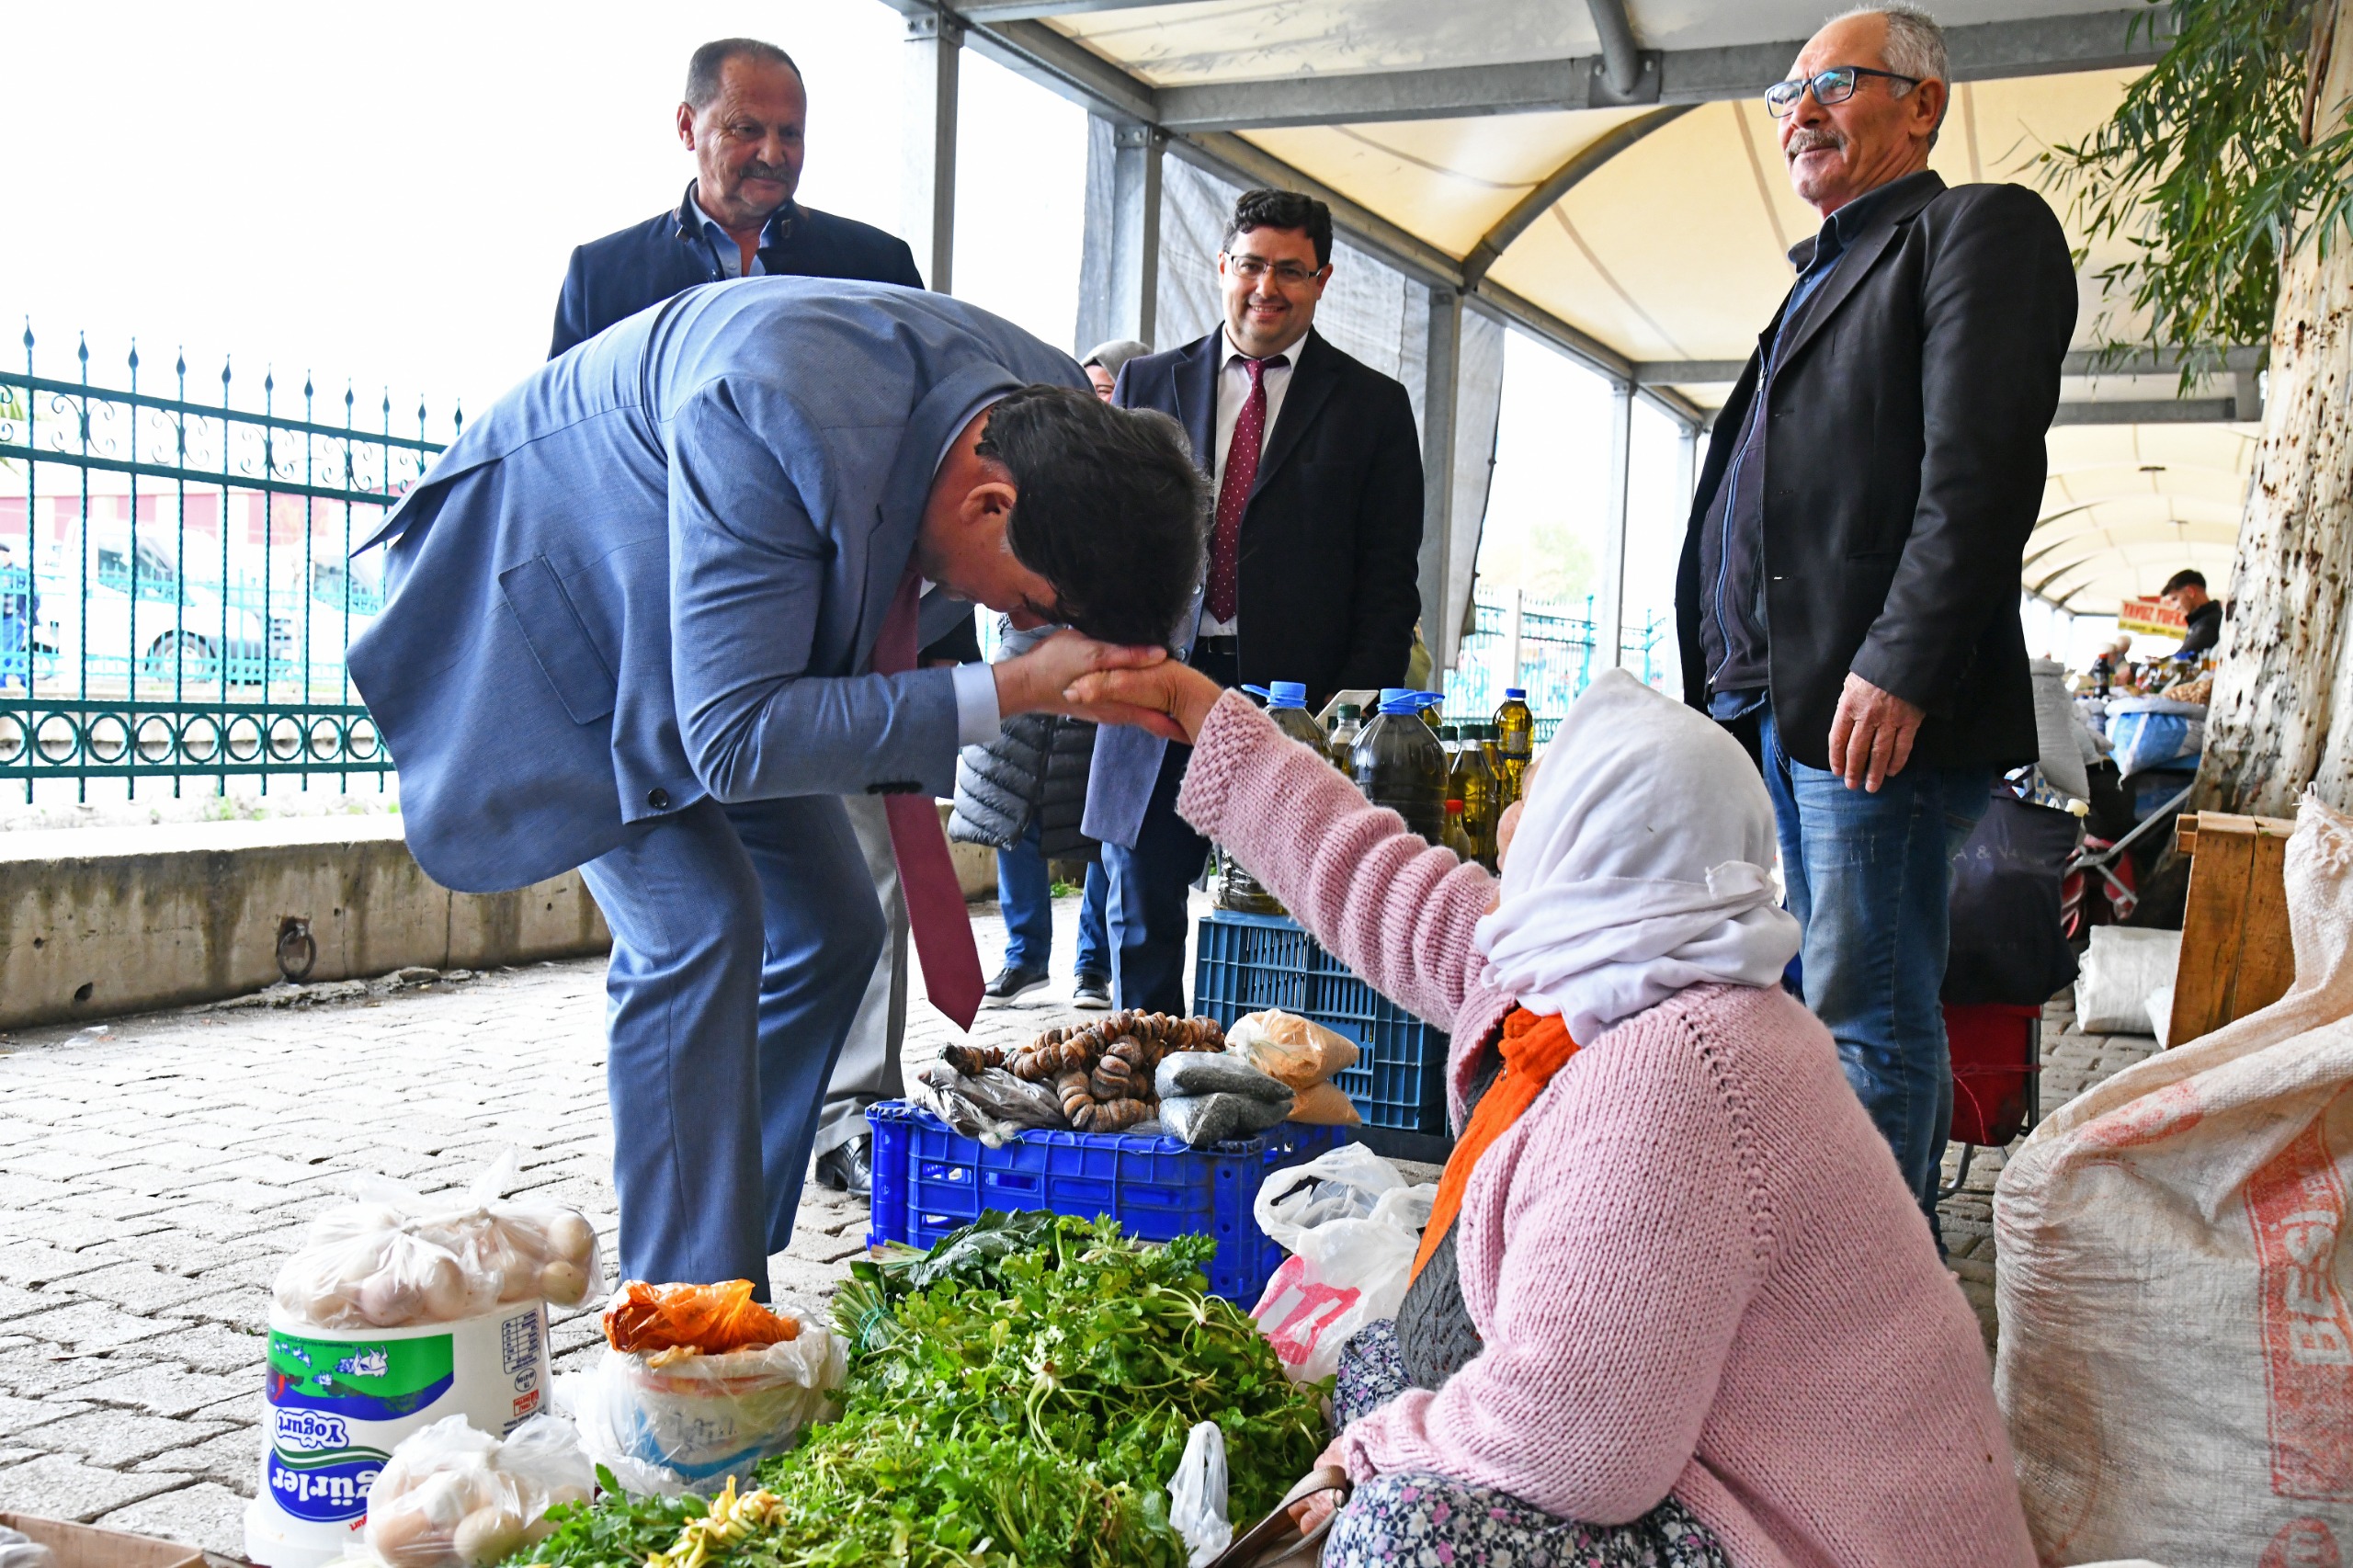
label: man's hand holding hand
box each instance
[1825,671,1926,792]
[993,631,1166,722]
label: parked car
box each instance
[28,529,271,687]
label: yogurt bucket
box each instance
[243,1300,549,1568]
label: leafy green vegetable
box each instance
[511,1464,704,1568]
[512,1216,1327,1568]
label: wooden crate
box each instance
[2166,811,2297,1048]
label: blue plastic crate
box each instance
[865,1100,1347,1302]
[1193,909,1449,1136]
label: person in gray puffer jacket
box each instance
[950,621,1114,1006]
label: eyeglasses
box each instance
[1224,255,1322,286]
[1764,64,1922,118]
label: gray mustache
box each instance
[1785,130,1844,156]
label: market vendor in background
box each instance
[2161,567,2224,657]
[1067,656,2035,1567]
[1088,188,1425,1017]
[347,279,1207,1295]
[1673,5,2075,1242]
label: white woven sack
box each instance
[1995,791,2353,1566]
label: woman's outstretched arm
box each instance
[1067,665,1494,1027]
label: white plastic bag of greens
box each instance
[1250,1143,1437,1383]
[1997,791,2353,1563]
[564,1315,847,1496]
[1165,1421,1233,1568]
[363,1414,593,1568]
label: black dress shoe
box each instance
[814,1135,873,1197]
[1073,972,1112,1010]
[983,964,1051,1001]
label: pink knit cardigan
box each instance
[1176,692,2034,1568]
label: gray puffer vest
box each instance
[947,623,1099,861]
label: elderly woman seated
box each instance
[1067,663,2034,1568]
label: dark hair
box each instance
[1224,189,1334,270]
[686,39,801,110]
[2162,568,2208,595]
[978,386,1209,647]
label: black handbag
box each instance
[1944,792,2081,1006]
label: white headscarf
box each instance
[1472,668,1802,1043]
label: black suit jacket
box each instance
[1113,328,1422,709]
[1675,173,2076,772]
[1675,174,2080,772]
[549,183,924,358]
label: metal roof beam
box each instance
[955,0,1220,20]
[1461,107,1692,287]
[2052,397,2245,426]
[1154,8,2164,131]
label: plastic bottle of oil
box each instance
[1448,726,1495,867]
[1353,689,1449,845]
[1495,687,1534,803]
[1326,703,1363,772]
[1215,682,1322,916]
[1442,799,1478,863]
[1418,693,1446,732]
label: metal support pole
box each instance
[1108,122,1164,345]
[1597,377,1633,667]
[903,11,963,294]
[1506,586,1524,691]
[1421,287,1462,668]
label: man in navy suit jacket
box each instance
[349,281,1206,1290]
[1086,189,1423,1015]
[549,38,922,358]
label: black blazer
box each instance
[549,184,924,358]
[1675,174,2076,772]
[1114,328,1423,709]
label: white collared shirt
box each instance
[1200,328,1298,636]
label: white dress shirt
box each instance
[1199,328,1297,637]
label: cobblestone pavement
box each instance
[0,890,2152,1559]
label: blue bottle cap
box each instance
[1379,687,1415,705]
[1240,681,1308,708]
[1504,687,1527,701]
[1377,691,1425,715]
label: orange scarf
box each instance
[1410,1007,1579,1282]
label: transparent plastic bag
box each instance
[272,1225,492,1330]
[910,1060,1069,1147]
[363,1414,593,1568]
[1226,1010,1359,1090]
[273,1150,605,1328]
[568,1317,847,1495]
[0,1527,58,1568]
[1251,1145,1437,1383]
[1165,1421,1233,1568]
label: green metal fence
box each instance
[0,325,457,800]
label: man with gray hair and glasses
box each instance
[1673,5,2076,1244]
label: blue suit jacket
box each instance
[348,278,1084,894]
[549,186,924,358]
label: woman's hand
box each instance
[1062,661,1226,744]
[993,631,1165,720]
[1286,1441,1348,1537]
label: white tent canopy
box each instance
[885,0,2254,661]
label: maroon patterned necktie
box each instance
[1206,354,1285,624]
[872,568,984,1031]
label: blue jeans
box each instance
[1760,705,1992,1233]
[996,817,1110,977]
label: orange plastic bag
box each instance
[601,1279,801,1355]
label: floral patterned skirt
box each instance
[1324,1322,1732,1568]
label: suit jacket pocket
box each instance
[498,556,619,724]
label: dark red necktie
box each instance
[872,569,984,1031]
[1206,354,1284,624]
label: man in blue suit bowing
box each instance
[348,278,1207,1292]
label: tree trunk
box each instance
[2198,0,2353,816]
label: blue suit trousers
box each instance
[579,795,885,1293]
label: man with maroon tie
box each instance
[1086,188,1425,1014]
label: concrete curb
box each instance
[0,815,607,1031]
